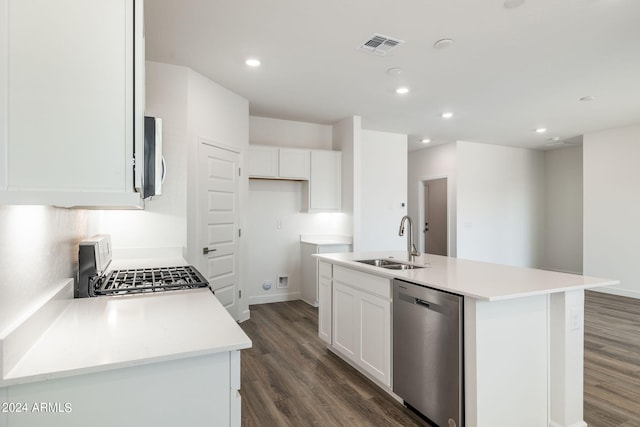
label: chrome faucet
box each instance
[398,215,420,262]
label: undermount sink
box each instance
[355,259,425,270]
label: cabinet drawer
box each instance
[334,266,390,299]
[319,261,332,279]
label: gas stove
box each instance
[93,265,209,296]
[77,235,210,298]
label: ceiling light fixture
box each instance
[535,127,547,134]
[245,58,261,67]
[422,138,431,144]
[580,96,595,102]
[433,39,455,49]
[387,68,403,76]
[441,112,454,119]
[396,87,410,95]
[547,137,561,142]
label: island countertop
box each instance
[1,284,251,387]
[313,251,618,301]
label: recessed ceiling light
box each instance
[396,87,410,95]
[245,58,261,67]
[535,128,547,134]
[387,67,403,76]
[547,137,561,142]
[433,39,455,49]
[504,0,525,8]
[580,96,595,102]
[422,138,431,144]
[441,112,454,119]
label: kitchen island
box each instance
[0,280,251,427]
[314,251,618,427]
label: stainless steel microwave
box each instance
[143,116,164,198]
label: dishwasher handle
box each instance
[415,298,431,308]
[398,292,434,309]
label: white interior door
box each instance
[199,141,240,320]
[423,178,448,256]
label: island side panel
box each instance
[464,295,549,427]
[549,290,586,427]
[5,352,233,427]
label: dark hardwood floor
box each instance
[240,300,426,427]
[241,292,640,427]
[585,291,640,427]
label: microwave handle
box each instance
[161,156,167,184]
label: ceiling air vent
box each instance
[357,33,405,56]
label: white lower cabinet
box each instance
[331,266,391,387]
[3,352,241,427]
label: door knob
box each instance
[203,247,217,255]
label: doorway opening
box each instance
[420,177,448,256]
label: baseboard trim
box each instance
[590,286,640,300]
[549,421,587,427]
[248,292,302,305]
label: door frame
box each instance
[417,175,450,256]
[195,137,247,322]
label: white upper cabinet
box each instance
[248,145,341,211]
[248,145,309,180]
[278,148,310,180]
[302,150,342,212]
[248,146,279,178]
[0,0,144,208]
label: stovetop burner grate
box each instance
[94,265,209,296]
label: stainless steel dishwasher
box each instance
[393,278,463,427]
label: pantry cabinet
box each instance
[0,0,145,208]
[331,266,391,387]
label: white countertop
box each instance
[1,287,251,387]
[314,251,618,301]
[300,235,352,246]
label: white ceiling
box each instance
[144,0,640,151]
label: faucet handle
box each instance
[410,243,420,256]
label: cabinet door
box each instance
[359,292,391,386]
[279,148,310,180]
[248,146,278,177]
[305,150,341,212]
[333,282,358,361]
[1,0,143,207]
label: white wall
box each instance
[96,61,189,249]
[246,116,349,303]
[247,180,349,304]
[185,66,249,264]
[331,116,360,234]
[0,206,97,336]
[96,61,251,320]
[358,129,408,252]
[457,141,545,267]
[584,124,640,298]
[407,142,458,256]
[542,146,583,274]
[250,116,332,149]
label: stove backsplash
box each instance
[0,205,98,336]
